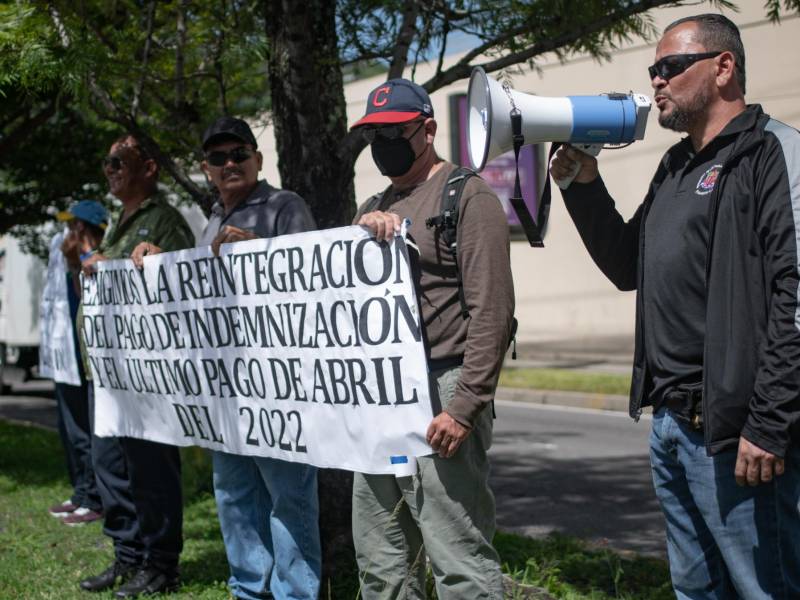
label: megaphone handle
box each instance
[552,143,602,190]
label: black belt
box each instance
[428,355,464,371]
[663,386,703,430]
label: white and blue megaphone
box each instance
[467,67,652,189]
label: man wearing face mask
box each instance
[350,78,514,599]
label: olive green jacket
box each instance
[100,193,194,258]
[81,193,194,379]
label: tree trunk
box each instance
[264,0,356,229]
[263,0,357,588]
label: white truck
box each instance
[0,235,46,392]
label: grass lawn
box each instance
[0,420,670,599]
[499,368,632,396]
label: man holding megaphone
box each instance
[551,13,800,599]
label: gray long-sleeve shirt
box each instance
[199,180,316,243]
[354,162,515,427]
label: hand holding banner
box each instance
[82,225,433,474]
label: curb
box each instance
[495,386,629,412]
[1,386,632,433]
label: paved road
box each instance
[0,380,667,558]
[490,400,666,558]
[0,380,58,428]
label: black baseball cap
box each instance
[351,79,434,128]
[202,116,258,151]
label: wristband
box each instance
[80,249,97,262]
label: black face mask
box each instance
[370,122,425,177]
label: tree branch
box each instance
[434,19,450,79]
[0,104,35,136]
[131,0,157,119]
[452,23,533,68]
[388,1,420,79]
[340,51,393,67]
[175,0,188,110]
[212,28,229,114]
[424,0,678,92]
[48,5,209,207]
[0,99,58,162]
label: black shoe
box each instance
[79,561,138,592]
[113,565,179,598]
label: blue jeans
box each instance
[650,407,800,599]
[212,451,320,600]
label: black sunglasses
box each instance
[102,155,125,172]
[360,120,425,144]
[648,52,721,81]
[205,147,254,167]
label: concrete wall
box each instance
[254,4,800,345]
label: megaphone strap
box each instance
[509,114,547,247]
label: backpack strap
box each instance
[425,166,478,319]
[362,185,392,215]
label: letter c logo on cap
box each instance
[373,86,391,107]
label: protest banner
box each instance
[82,225,433,474]
[39,230,82,386]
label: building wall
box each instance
[255,4,800,345]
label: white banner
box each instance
[39,230,82,386]
[82,225,434,474]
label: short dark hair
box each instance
[664,13,746,95]
[111,134,155,163]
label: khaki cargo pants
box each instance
[352,366,503,599]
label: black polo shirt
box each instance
[643,131,737,412]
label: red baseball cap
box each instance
[351,79,434,128]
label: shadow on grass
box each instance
[0,420,67,487]
[496,531,673,600]
[178,492,231,587]
[0,420,219,502]
[1,420,672,599]
[0,420,230,589]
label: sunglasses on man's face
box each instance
[360,120,424,144]
[102,155,125,172]
[648,52,721,82]
[205,147,254,167]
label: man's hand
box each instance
[81,253,107,276]
[211,225,258,256]
[549,144,600,185]
[734,436,785,486]
[426,412,471,458]
[358,210,402,242]
[131,242,163,269]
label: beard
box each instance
[658,86,711,132]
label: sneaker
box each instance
[48,499,78,518]
[114,565,179,598]
[62,507,103,526]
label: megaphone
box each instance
[467,67,651,175]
